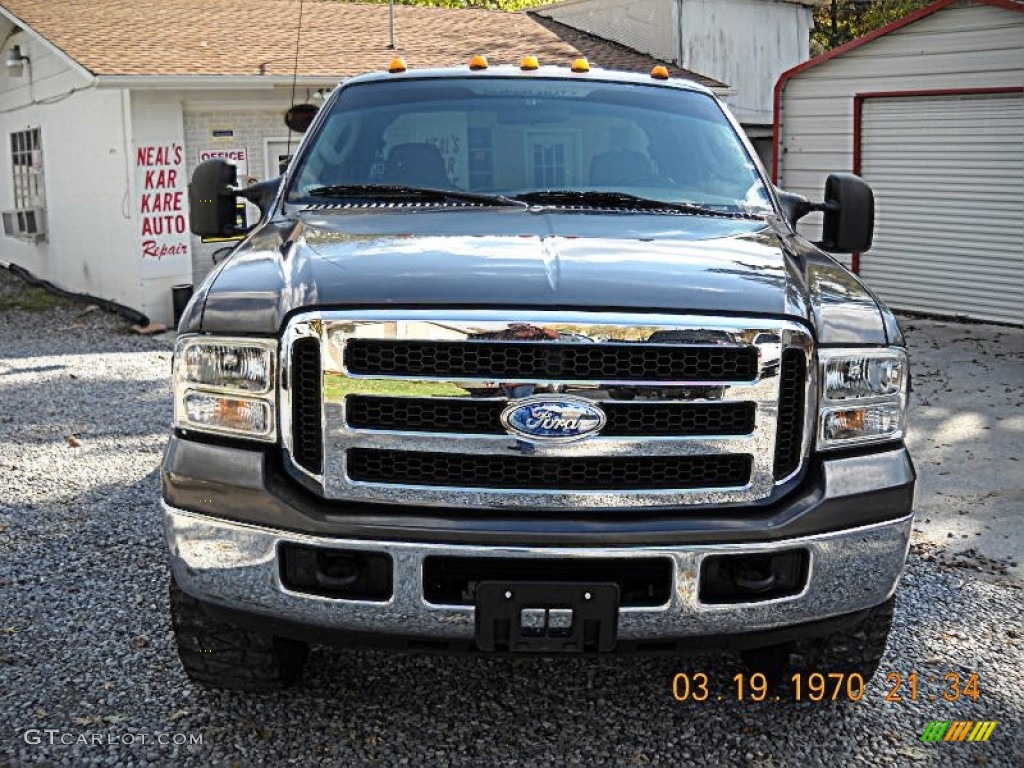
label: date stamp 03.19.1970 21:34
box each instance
[670,670,983,703]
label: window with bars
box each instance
[10,128,45,210]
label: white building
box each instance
[774,0,1023,326]
[0,0,718,326]
[534,0,816,163]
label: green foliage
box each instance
[0,270,72,312]
[355,0,551,10]
[812,1,933,55]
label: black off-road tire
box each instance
[170,577,309,692]
[740,597,895,694]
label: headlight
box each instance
[183,342,273,392]
[173,336,277,441]
[817,348,907,449]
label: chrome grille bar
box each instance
[281,310,814,510]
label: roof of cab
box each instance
[341,64,718,97]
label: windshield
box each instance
[288,77,771,213]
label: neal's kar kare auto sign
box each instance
[135,143,190,276]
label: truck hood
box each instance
[189,207,890,344]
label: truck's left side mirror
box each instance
[189,159,239,238]
[820,173,874,253]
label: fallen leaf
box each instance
[66,436,81,448]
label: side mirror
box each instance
[189,159,239,237]
[238,177,282,217]
[820,173,874,253]
[775,190,813,226]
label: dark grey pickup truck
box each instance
[167,60,914,692]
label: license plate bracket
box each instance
[475,582,619,653]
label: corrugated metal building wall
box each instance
[536,0,679,63]
[537,0,814,127]
[775,0,1024,325]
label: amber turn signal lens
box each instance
[469,54,489,71]
[388,57,407,73]
[520,55,540,71]
[571,57,590,73]
[650,65,670,80]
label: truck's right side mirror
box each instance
[189,159,240,238]
[820,173,874,253]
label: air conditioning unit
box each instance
[2,207,46,240]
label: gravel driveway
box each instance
[1,275,1021,767]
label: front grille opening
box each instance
[423,556,673,606]
[344,339,758,382]
[346,395,756,437]
[699,548,809,604]
[291,338,323,475]
[773,349,806,480]
[346,449,752,491]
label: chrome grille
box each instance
[282,310,814,510]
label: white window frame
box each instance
[10,127,45,210]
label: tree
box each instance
[812,1,933,54]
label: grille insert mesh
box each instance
[346,396,756,437]
[344,339,758,382]
[291,338,323,475]
[347,449,753,491]
[773,348,806,479]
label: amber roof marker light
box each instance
[650,65,670,80]
[388,57,407,74]
[469,54,489,71]
[571,57,590,73]
[519,55,540,71]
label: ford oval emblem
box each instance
[500,395,607,443]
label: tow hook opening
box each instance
[699,549,809,604]
[279,544,393,601]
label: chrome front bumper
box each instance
[165,505,912,641]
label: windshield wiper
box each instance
[304,184,527,208]
[512,190,758,217]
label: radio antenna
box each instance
[286,0,306,160]
[388,0,396,49]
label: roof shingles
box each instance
[0,0,723,86]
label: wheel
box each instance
[169,577,309,692]
[740,598,895,692]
